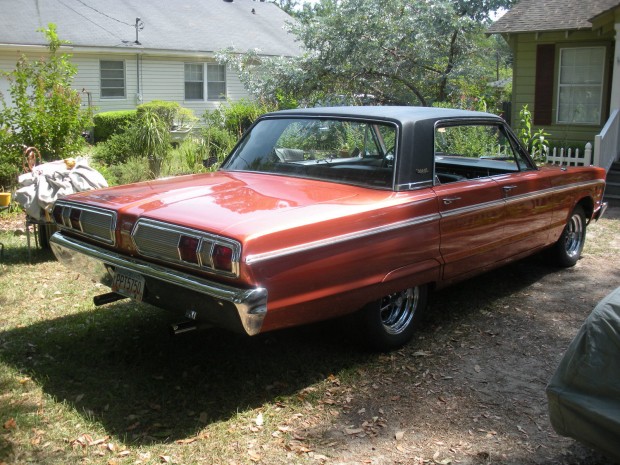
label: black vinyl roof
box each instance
[267,106,502,125]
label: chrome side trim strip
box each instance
[245,212,441,264]
[441,179,605,218]
[440,198,504,218]
[503,179,606,206]
[50,232,266,336]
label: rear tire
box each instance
[37,223,57,250]
[549,205,586,267]
[359,285,428,351]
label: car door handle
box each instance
[502,185,518,197]
[442,197,461,205]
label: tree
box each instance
[0,23,91,187]
[270,0,300,15]
[220,0,515,107]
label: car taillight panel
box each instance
[52,201,116,245]
[178,235,200,264]
[212,244,234,273]
[132,219,241,278]
[52,204,64,224]
[69,208,82,231]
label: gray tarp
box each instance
[547,286,620,461]
[14,158,107,221]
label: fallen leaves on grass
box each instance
[3,418,16,430]
[412,350,432,357]
[344,427,363,435]
[70,434,109,449]
[175,436,200,445]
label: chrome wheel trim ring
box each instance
[565,213,584,258]
[380,287,419,335]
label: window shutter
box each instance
[534,44,555,125]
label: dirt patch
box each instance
[299,206,620,465]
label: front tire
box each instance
[549,205,586,267]
[359,285,428,351]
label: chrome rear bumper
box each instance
[594,202,608,222]
[50,232,267,336]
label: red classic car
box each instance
[50,107,607,349]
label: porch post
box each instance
[610,23,620,112]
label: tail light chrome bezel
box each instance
[131,219,241,278]
[52,201,117,245]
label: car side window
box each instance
[434,123,532,184]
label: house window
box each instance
[557,47,605,124]
[100,60,125,98]
[207,64,226,100]
[185,63,204,100]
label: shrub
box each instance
[163,137,208,176]
[93,110,136,143]
[0,24,91,163]
[137,100,181,129]
[92,129,136,166]
[201,125,236,168]
[204,99,274,138]
[133,109,171,178]
[0,128,21,190]
[518,105,550,162]
[89,159,118,186]
[107,157,151,185]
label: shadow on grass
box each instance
[0,296,371,445]
[0,253,609,447]
[0,238,56,265]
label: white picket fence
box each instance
[543,142,592,167]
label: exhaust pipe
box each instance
[93,292,128,306]
[170,320,198,336]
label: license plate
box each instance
[112,268,145,302]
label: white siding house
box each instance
[0,0,301,117]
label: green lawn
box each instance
[1,208,619,464]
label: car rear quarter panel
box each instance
[541,165,606,236]
[241,192,442,332]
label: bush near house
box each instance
[92,100,278,185]
[201,125,237,167]
[0,128,20,191]
[204,99,275,138]
[137,100,182,129]
[92,110,137,144]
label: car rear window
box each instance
[221,117,398,189]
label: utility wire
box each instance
[71,0,134,27]
[57,0,126,41]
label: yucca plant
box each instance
[132,109,170,178]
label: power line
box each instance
[71,0,134,27]
[56,0,125,41]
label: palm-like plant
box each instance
[132,109,170,177]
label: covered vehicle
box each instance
[49,106,607,349]
[547,286,620,461]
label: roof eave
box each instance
[0,42,297,59]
